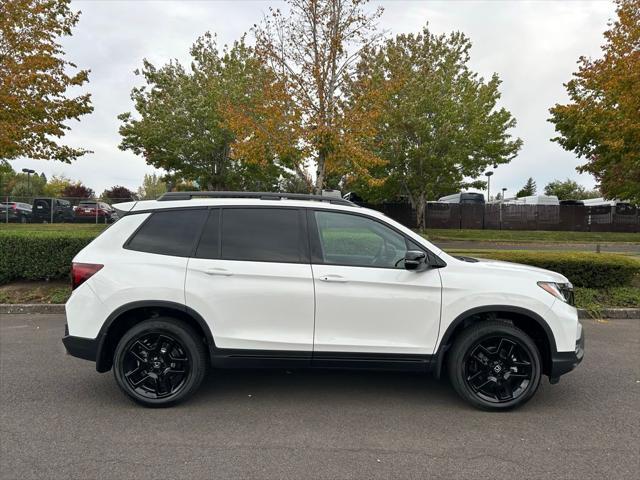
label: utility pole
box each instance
[485,171,494,202]
[21,168,35,199]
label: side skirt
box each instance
[211,349,433,373]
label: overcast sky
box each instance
[10,0,616,196]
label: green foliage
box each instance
[9,171,46,197]
[137,173,167,200]
[42,174,73,197]
[468,251,639,288]
[118,34,302,191]
[516,177,537,197]
[421,228,639,243]
[0,228,97,283]
[543,178,600,200]
[347,27,521,227]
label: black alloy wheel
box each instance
[113,318,208,407]
[447,320,542,410]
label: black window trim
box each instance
[123,207,209,258]
[307,207,444,270]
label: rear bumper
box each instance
[549,323,585,379]
[62,323,98,362]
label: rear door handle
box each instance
[319,275,348,283]
[202,268,233,276]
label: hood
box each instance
[458,256,570,284]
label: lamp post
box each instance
[501,187,507,202]
[21,168,35,198]
[485,171,494,202]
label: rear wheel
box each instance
[113,318,208,407]
[447,320,541,410]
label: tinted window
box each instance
[314,211,419,268]
[195,209,220,259]
[127,209,207,257]
[221,208,304,263]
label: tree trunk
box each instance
[314,151,326,194]
[416,193,427,230]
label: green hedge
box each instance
[467,251,640,288]
[0,230,97,284]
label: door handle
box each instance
[202,268,233,276]
[319,275,348,283]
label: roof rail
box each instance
[156,191,357,207]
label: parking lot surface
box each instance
[1,314,638,479]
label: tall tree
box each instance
[549,0,640,203]
[0,0,93,162]
[255,0,385,192]
[543,178,600,200]
[346,28,521,227]
[516,177,537,197]
[61,182,93,199]
[119,35,302,191]
[42,174,72,197]
[137,173,167,200]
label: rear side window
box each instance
[220,208,305,263]
[126,209,207,257]
[194,209,220,259]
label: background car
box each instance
[0,202,32,223]
[31,198,75,223]
[73,201,116,223]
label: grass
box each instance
[0,223,107,236]
[420,229,640,244]
[0,281,70,304]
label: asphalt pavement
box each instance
[1,314,638,479]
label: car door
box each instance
[185,207,315,355]
[310,209,442,357]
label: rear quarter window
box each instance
[125,209,208,257]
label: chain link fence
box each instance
[1,196,135,224]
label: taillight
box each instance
[71,262,103,290]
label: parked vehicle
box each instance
[63,191,584,410]
[74,200,116,223]
[31,198,75,223]
[438,192,485,204]
[0,202,32,223]
[509,195,560,206]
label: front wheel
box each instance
[113,318,208,407]
[447,320,541,410]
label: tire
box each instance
[447,320,541,411]
[113,318,208,407]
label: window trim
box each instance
[308,207,441,270]
[123,207,209,257]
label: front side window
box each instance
[314,210,420,268]
[126,209,207,257]
[220,208,304,263]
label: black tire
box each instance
[113,318,208,407]
[447,320,541,411]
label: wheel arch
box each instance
[433,305,557,379]
[95,301,214,372]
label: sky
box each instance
[9,0,617,197]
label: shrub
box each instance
[466,251,640,288]
[0,230,97,283]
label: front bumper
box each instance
[62,323,98,362]
[549,323,585,380]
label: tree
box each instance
[543,178,600,200]
[137,173,167,200]
[516,177,537,197]
[42,174,72,197]
[119,35,302,191]
[254,0,385,192]
[0,0,93,162]
[549,0,640,203]
[101,186,137,202]
[61,182,93,199]
[0,160,16,197]
[346,27,521,227]
[10,171,46,197]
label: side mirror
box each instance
[404,250,428,271]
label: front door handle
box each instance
[319,274,348,283]
[202,268,233,276]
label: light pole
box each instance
[485,171,493,202]
[501,187,507,202]
[21,168,35,198]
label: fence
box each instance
[1,196,134,224]
[363,202,640,232]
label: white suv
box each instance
[63,192,584,410]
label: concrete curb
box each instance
[1,303,639,319]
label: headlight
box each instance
[538,281,574,305]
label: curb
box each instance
[1,304,639,319]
